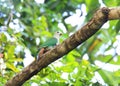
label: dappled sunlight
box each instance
[95,60,120,72]
[23,49,35,67]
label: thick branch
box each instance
[5,7,120,86]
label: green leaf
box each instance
[0,77,7,85]
[114,70,120,77]
[74,79,82,86]
[66,50,81,62]
[85,0,100,20]
[7,45,15,59]
[0,33,7,42]
[98,70,120,85]
[48,82,68,86]
[103,0,120,7]
[96,55,120,65]
[0,12,5,25]
[115,20,120,33]
[6,63,19,72]
[41,31,52,37]
[61,62,79,72]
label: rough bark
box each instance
[5,7,120,86]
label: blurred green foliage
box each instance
[0,0,120,86]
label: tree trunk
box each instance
[5,7,120,86]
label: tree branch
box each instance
[5,7,120,86]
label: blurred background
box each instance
[0,0,120,86]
